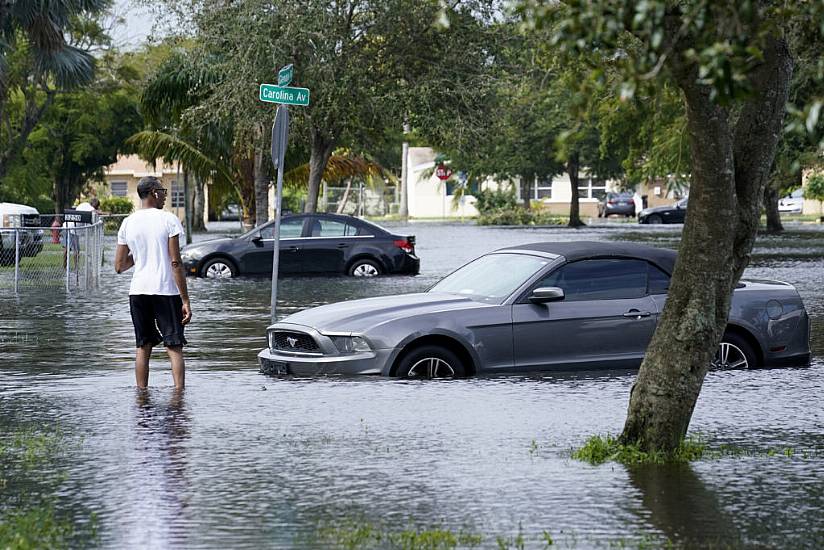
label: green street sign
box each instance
[278,64,293,87]
[259,84,310,106]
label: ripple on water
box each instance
[1,223,823,548]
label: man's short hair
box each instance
[137,176,162,199]
[89,198,100,209]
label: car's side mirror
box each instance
[251,235,263,246]
[529,287,565,303]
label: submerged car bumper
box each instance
[258,347,394,376]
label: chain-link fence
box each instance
[0,215,104,294]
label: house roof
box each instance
[499,241,678,274]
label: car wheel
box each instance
[646,214,663,224]
[712,332,757,370]
[395,345,466,379]
[201,257,236,279]
[348,258,382,277]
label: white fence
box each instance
[0,216,104,294]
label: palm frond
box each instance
[126,130,234,186]
[282,151,397,188]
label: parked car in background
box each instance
[598,192,636,218]
[0,202,44,265]
[638,197,688,224]
[181,212,419,278]
[258,241,810,377]
[218,203,241,221]
[778,188,804,214]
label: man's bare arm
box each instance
[115,244,134,273]
[168,235,192,325]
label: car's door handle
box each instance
[623,310,651,318]
[286,246,300,252]
[337,243,349,249]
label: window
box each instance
[446,180,480,195]
[533,177,552,200]
[578,176,607,200]
[648,264,670,294]
[110,181,128,197]
[260,217,304,239]
[171,181,185,208]
[307,218,352,237]
[537,259,648,301]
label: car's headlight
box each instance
[330,335,371,354]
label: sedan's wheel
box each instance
[201,258,236,279]
[396,345,466,379]
[348,259,381,277]
[712,333,757,370]
[646,214,663,224]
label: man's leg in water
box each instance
[136,344,152,389]
[166,346,185,389]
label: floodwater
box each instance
[1,221,823,549]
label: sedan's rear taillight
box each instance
[394,239,414,254]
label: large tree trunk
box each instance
[763,185,784,233]
[236,154,256,230]
[192,176,206,232]
[254,124,270,226]
[305,132,335,213]
[621,34,793,452]
[567,152,585,227]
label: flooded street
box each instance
[1,222,823,548]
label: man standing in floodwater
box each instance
[115,176,192,389]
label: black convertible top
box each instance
[500,241,677,275]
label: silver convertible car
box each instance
[258,242,811,377]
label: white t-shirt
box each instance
[117,209,185,296]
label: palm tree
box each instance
[0,0,108,180]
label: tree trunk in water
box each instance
[192,176,206,232]
[305,132,335,213]
[621,35,793,452]
[763,185,783,233]
[567,152,585,227]
[336,178,353,214]
[254,125,270,227]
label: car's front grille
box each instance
[273,331,320,353]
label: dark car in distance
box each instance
[598,192,636,218]
[638,197,688,224]
[181,213,419,278]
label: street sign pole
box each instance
[269,104,290,324]
[259,65,309,325]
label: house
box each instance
[405,148,683,218]
[100,155,208,221]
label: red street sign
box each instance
[435,163,452,181]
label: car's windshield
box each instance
[676,197,688,208]
[428,253,550,303]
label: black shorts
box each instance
[129,294,187,348]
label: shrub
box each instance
[99,196,134,232]
[804,174,824,212]
[477,208,566,226]
[572,434,707,465]
[99,196,134,215]
[474,187,518,214]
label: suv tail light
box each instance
[393,239,414,254]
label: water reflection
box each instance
[127,389,191,548]
[628,464,741,547]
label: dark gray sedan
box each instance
[258,242,811,377]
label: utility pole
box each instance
[399,121,410,219]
